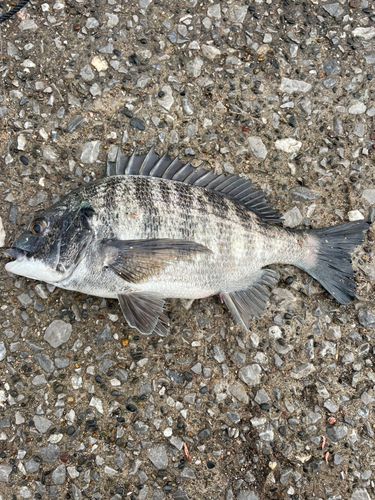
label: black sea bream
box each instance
[5,147,370,335]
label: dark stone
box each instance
[130,118,145,131]
[310,460,323,473]
[165,369,184,384]
[198,429,210,439]
[9,204,18,224]
[278,426,286,437]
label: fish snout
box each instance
[4,247,27,261]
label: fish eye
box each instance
[30,219,47,235]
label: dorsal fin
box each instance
[105,146,282,223]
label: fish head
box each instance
[5,194,94,283]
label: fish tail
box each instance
[297,220,370,304]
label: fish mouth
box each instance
[4,247,27,272]
[4,247,28,261]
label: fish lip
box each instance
[4,247,27,261]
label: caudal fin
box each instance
[299,220,370,304]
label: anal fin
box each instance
[117,291,169,336]
[221,269,279,331]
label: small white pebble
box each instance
[348,210,364,221]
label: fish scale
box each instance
[5,146,370,336]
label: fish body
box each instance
[56,176,297,298]
[5,147,370,335]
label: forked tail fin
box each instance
[298,220,370,304]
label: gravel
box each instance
[1,0,374,498]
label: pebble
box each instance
[39,444,60,463]
[81,141,101,163]
[207,4,221,19]
[130,118,145,130]
[289,187,321,201]
[89,397,103,414]
[358,309,375,328]
[157,85,174,111]
[349,102,366,114]
[279,78,312,94]
[44,320,72,348]
[0,106,8,119]
[213,345,226,363]
[8,205,18,224]
[352,27,375,41]
[291,363,315,379]
[0,342,6,362]
[201,44,221,61]
[238,364,261,387]
[28,191,48,207]
[0,465,13,482]
[229,382,249,404]
[34,415,52,434]
[167,31,177,44]
[180,467,196,479]
[237,491,259,500]
[275,138,302,153]
[227,411,241,424]
[91,56,108,72]
[327,425,348,442]
[25,458,39,473]
[80,65,95,81]
[254,389,270,405]
[182,99,194,116]
[17,293,32,307]
[90,83,102,97]
[348,210,364,221]
[66,116,87,133]
[34,353,54,373]
[0,217,5,249]
[148,444,168,469]
[351,490,372,500]
[283,207,303,228]
[105,13,119,28]
[323,3,344,18]
[247,136,268,160]
[228,4,248,24]
[362,189,375,204]
[172,487,190,500]
[333,116,344,135]
[52,464,66,485]
[86,17,99,29]
[186,57,203,78]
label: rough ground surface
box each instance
[0,0,375,499]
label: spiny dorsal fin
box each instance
[105,146,282,223]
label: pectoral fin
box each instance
[117,291,169,336]
[221,269,279,331]
[101,238,211,283]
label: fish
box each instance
[4,146,370,335]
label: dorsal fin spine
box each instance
[124,148,138,175]
[106,146,282,223]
